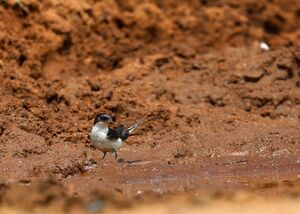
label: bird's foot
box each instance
[101,152,107,159]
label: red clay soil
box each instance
[0,0,300,213]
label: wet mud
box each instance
[0,0,300,213]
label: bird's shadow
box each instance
[117,158,142,164]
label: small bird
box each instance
[89,113,142,160]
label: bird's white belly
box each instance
[90,129,123,152]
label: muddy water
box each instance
[0,0,300,213]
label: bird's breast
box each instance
[90,128,123,152]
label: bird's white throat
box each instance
[91,122,109,144]
[92,122,109,134]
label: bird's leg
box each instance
[114,151,118,160]
[101,152,107,159]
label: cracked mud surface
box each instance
[0,0,299,213]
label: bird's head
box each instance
[94,113,113,127]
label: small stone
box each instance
[260,42,270,51]
[243,70,264,82]
[272,148,291,157]
[85,200,105,213]
[191,61,200,70]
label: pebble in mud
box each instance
[0,0,300,212]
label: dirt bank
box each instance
[0,0,299,213]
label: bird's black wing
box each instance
[107,124,129,141]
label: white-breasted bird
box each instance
[89,113,142,160]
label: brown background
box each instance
[0,0,299,213]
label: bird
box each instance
[89,113,143,160]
